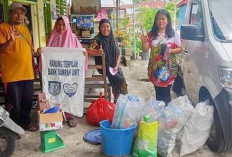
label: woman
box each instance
[141,9,182,104]
[89,18,127,103]
[39,16,86,127]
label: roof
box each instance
[101,0,132,8]
[137,1,165,9]
[120,1,165,10]
[101,0,115,8]
[177,0,188,7]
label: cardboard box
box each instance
[39,112,63,131]
[82,30,91,38]
[38,102,50,112]
[37,93,46,102]
[37,93,50,112]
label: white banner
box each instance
[42,47,86,117]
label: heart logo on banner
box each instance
[63,83,78,97]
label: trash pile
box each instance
[86,92,115,126]
[86,94,214,157]
[37,92,66,153]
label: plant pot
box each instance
[141,51,150,60]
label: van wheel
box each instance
[207,108,232,152]
[199,89,232,152]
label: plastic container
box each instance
[44,106,59,113]
[132,115,159,157]
[100,120,137,156]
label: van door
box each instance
[182,0,206,104]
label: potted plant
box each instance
[135,33,150,60]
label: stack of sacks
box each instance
[158,96,194,157]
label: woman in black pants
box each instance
[140,10,182,104]
[89,19,128,103]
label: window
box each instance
[189,1,204,37]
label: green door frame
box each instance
[44,0,52,39]
[3,0,41,47]
[3,0,38,21]
[3,0,9,21]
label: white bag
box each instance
[179,101,214,156]
[158,95,194,157]
[42,47,86,117]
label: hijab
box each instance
[47,16,82,48]
[98,19,117,68]
[40,16,87,74]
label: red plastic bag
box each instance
[86,92,115,126]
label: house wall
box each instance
[72,0,100,14]
[2,0,67,49]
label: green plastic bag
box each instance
[132,117,159,157]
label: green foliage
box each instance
[135,2,180,54]
[115,17,133,47]
[135,33,142,54]
[118,17,130,30]
[165,2,176,11]
[134,0,150,4]
[165,2,180,26]
[136,8,158,31]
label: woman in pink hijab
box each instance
[47,16,82,48]
[39,16,86,127]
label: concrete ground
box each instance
[12,59,231,157]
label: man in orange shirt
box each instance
[0,3,37,131]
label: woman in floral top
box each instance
[141,9,182,104]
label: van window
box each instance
[189,2,204,37]
[209,0,232,42]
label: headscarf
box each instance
[39,16,87,74]
[47,16,82,48]
[98,19,117,68]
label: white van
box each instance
[179,0,232,152]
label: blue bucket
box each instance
[100,120,137,156]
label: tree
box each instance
[133,0,150,4]
[136,8,158,31]
[135,2,180,54]
[165,2,179,29]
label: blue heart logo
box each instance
[63,83,78,97]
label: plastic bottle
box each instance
[143,115,150,123]
[132,114,158,157]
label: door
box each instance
[182,0,206,104]
[23,5,33,35]
[0,3,3,24]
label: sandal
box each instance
[24,124,38,132]
[67,118,77,128]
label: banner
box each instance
[42,47,86,117]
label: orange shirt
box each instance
[0,23,34,83]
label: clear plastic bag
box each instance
[111,94,143,129]
[140,98,166,122]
